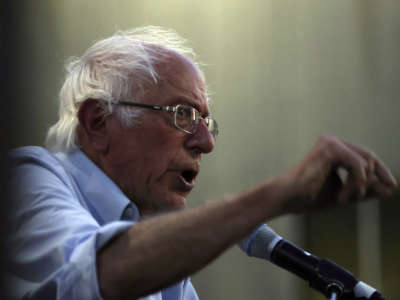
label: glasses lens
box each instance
[206,117,218,139]
[174,105,218,139]
[175,105,198,133]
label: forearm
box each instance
[97,175,289,299]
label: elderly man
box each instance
[7,26,397,300]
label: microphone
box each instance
[238,224,385,300]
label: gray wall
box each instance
[11,1,400,299]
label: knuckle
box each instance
[355,161,363,173]
[361,144,375,157]
[317,135,339,159]
[369,150,377,160]
[319,135,337,145]
[358,158,368,169]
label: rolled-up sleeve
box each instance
[7,151,134,300]
[21,222,133,300]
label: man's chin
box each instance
[143,192,187,216]
[165,193,187,211]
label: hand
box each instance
[281,135,398,214]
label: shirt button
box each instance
[122,205,136,221]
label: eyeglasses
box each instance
[110,100,219,139]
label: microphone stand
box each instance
[272,240,386,299]
[307,257,386,300]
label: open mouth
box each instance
[181,170,198,184]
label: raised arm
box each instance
[97,136,397,299]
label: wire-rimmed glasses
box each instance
[110,100,219,139]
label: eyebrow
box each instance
[167,97,209,116]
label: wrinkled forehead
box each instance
[154,48,208,100]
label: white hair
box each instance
[45,26,200,152]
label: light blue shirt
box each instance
[6,146,199,300]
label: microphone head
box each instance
[238,224,282,261]
[354,281,382,300]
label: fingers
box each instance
[317,136,397,204]
[338,174,363,204]
[341,141,397,202]
[286,135,396,214]
[320,137,368,202]
[366,174,396,198]
[343,141,397,187]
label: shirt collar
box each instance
[55,149,140,224]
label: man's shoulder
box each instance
[8,146,68,180]
[9,146,55,162]
[8,146,82,206]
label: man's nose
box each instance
[184,120,215,154]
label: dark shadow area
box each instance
[1,2,23,298]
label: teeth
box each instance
[182,170,195,183]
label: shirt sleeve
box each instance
[160,277,199,300]
[6,152,134,300]
[182,278,199,300]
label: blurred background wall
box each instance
[6,1,400,299]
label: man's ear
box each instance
[77,99,110,153]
